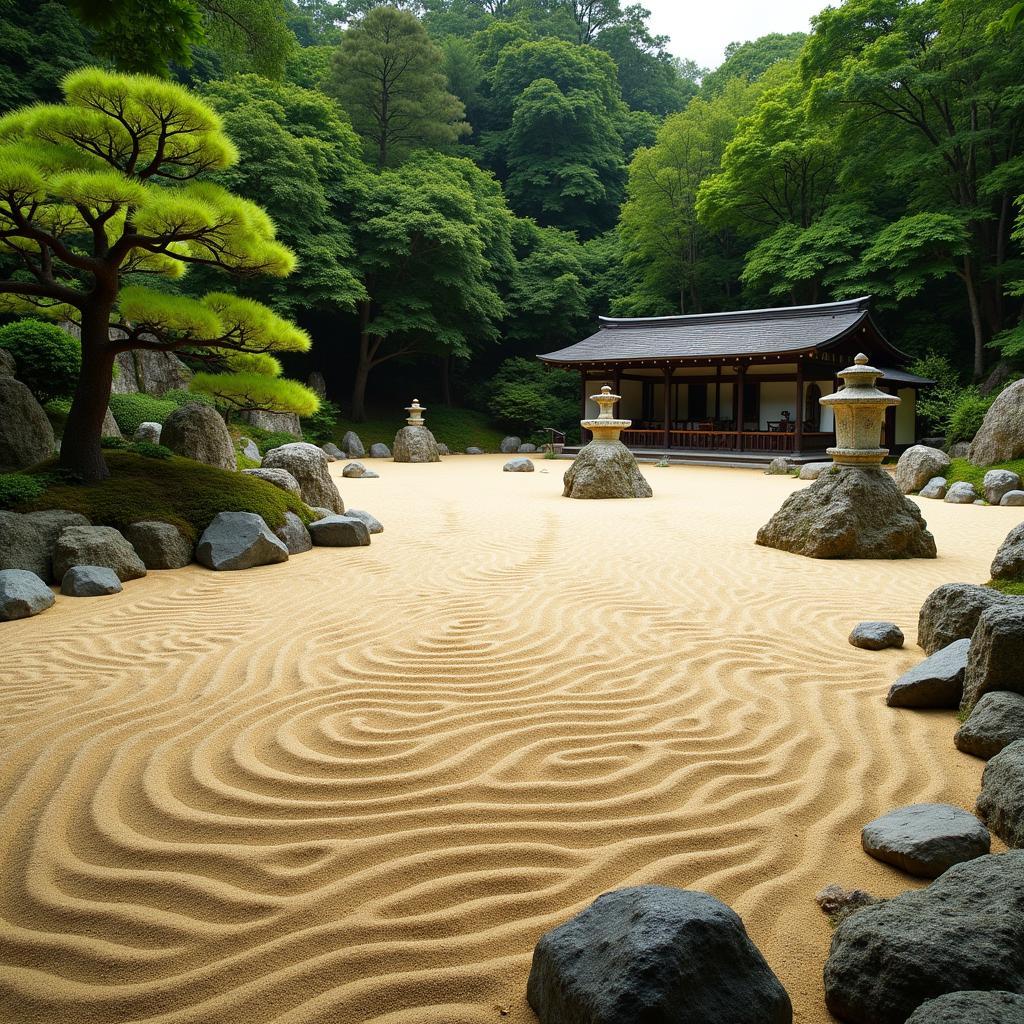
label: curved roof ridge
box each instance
[598,296,872,330]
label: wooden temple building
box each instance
[538,296,933,466]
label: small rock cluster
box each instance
[894,443,1024,506]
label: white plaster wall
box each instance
[619,379,643,421]
[810,379,835,432]
[758,381,797,430]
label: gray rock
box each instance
[0,376,55,470]
[500,435,522,453]
[110,344,191,395]
[919,476,947,499]
[766,456,794,475]
[262,443,344,512]
[984,469,1022,505]
[308,515,370,547]
[239,437,261,463]
[101,405,122,438]
[976,739,1024,848]
[344,509,382,535]
[948,441,972,458]
[309,506,333,520]
[861,803,990,878]
[919,436,946,449]
[341,431,365,459]
[0,568,54,619]
[0,347,16,376]
[563,441,653,500]
[160,403,234,470]
[823,851,1024,1024]
[849,621,904,650]
[195,512,289,571]
[307,370,326,398]
[242,467,302,496]
[133,421,162,444]
[342,462,370,478]
[504,457,534,473]
[895,445,951,494]
[906,991,1024,1023]
[368,443,391,458]
[798,461,832,480]
[1001,489,1024,506]
[944,481,978,503]
[321,442,345,461]
[61,565,123,596]
[969,378,1024,465]
[955,691,1024,759]
[757,465,936,560]
[992,522,1024,582]
[273,511,312,554]
[239,409,301,436]
[437,443,450,456]
[0,510,90,581]
[465,446,484,455]
[123,521,193,570]
[918,583,1014,655]
[886,639,971,708]
[53,525,147,582]
[392,426,440,463]
[518,443,537,454]
[527,885,792,1024]
[961,604,1024,710]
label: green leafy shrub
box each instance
[947,392,994,445]
[256,430,300,454]
[910,352,969,438]
[25,451,313,541]
[108,393,179,436]
[301,399,341,444]
[0,473,46,510]
[132,441,173,460]
[165,388,216,409]
[488,358,579,437]
[0,319,81,403]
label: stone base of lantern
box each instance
[392,426,440,463]
[563,440,653,500]
[756,465,936,559]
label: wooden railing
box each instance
[619,429,835,453]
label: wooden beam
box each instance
[735,365,747,452]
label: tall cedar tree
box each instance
[0,70,316,481]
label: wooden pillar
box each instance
[663,366,672,450]
[580,372,590,443]
[735,365,746,452]
[794,362,804,454]
[714,366,721,422]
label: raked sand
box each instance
[1,456,1020,1024]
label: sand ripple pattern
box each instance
[0,460,1017,1023]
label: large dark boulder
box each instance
[563,441,653,500]
[52,525,147,582]
[0,510,89,581]
[886,639,970,709]
[955,691,1024,760]
[961,604,1024,710]
[61,565,123,596]
[849,621,904,650]
[969,378,1024,465]
[991,523,1024,583]
[917,583,1010,656]
[905,990,1024,1023]
[823,851,1024,1024]
[527,886,792,1024]
[0,376,55,470]
[0,568,54,620]
[262,443,344,512]
[308,515,370,547]
[341,430,365,458]
[895,446,951,494]
[124,521,193,570]
[160,402,235,470]
[392,425,440,463]
[756,466,935,559]
[976,739,1024,848]
[195,512,289,571]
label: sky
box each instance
[642,0,828,71]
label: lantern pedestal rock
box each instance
[756,355,936,559]
[563,386,652,499]
[392,399,440,463]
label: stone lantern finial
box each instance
[405,398,426,427]
[820,354,899,466]
[581,385,631,442]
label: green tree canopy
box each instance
[700,31,807,97]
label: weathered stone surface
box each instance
[341,431,365,459]
[133,421,162,444]
[262,443,344,512]
[886,639,971,708]
[0,376,55,470]
[101,406,122,438]
[344,509,382,534]
[392,426,440,463]
[241,467,301,496]
[919,436,945,449]
[527,885,792,1024]
[239,437,261,463]
[61,565,123,596]
[342,462,372,478]
[945,481,979,503]
[798,461,832,480]
[518,443,537,454]
[976,739,1024,848]
[321,442,345,461]
[1001,489,1024,506]
[918,583,1013,655]
[955,691,1024,760]
[0,569,54,619]
[823,851,1024,1024]
[368,443,391,458]
[307,370,326,398]
[309,506,333,520]
[500,435,522,453]
[895,445,951,494]
[110,346,191,395]
[563,441,653,500]
[919,476,947,499]
[53,525,147,582]
[240,409,301,436]
[757,466,936,560]
[504,457,534,473]
[969,378,1024,465]
[984,469,1022,505]
[962,604,1024,710]
[308,515,370,547]
[766,457,794,475]
[195,512,288,571]
[0,510,89,581]
[861,803,990,878]
[0,347,16,376]
[160,403,234,470]
[992,522,1024,582]
[905,991,1024,1023]
[437,443,451,456]
[948,441,971,458]
[466,446,484,454]
[849,621,904,650]
[273,511,312,554]
[124,521,193,570]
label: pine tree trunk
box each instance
[962,257,986,380]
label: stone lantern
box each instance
[582,385,631,442]
[821,354,899,467]
[393,397,440,463]
[405,398,426,427]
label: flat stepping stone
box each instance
[0,568,54,620]
[61,565,123,596]
[308,515,370,547]
[849,621,904,650]
[955,691,1024,759]
[861,803,990,878]
[906,991,1024,1023]
[886,638,970,708]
